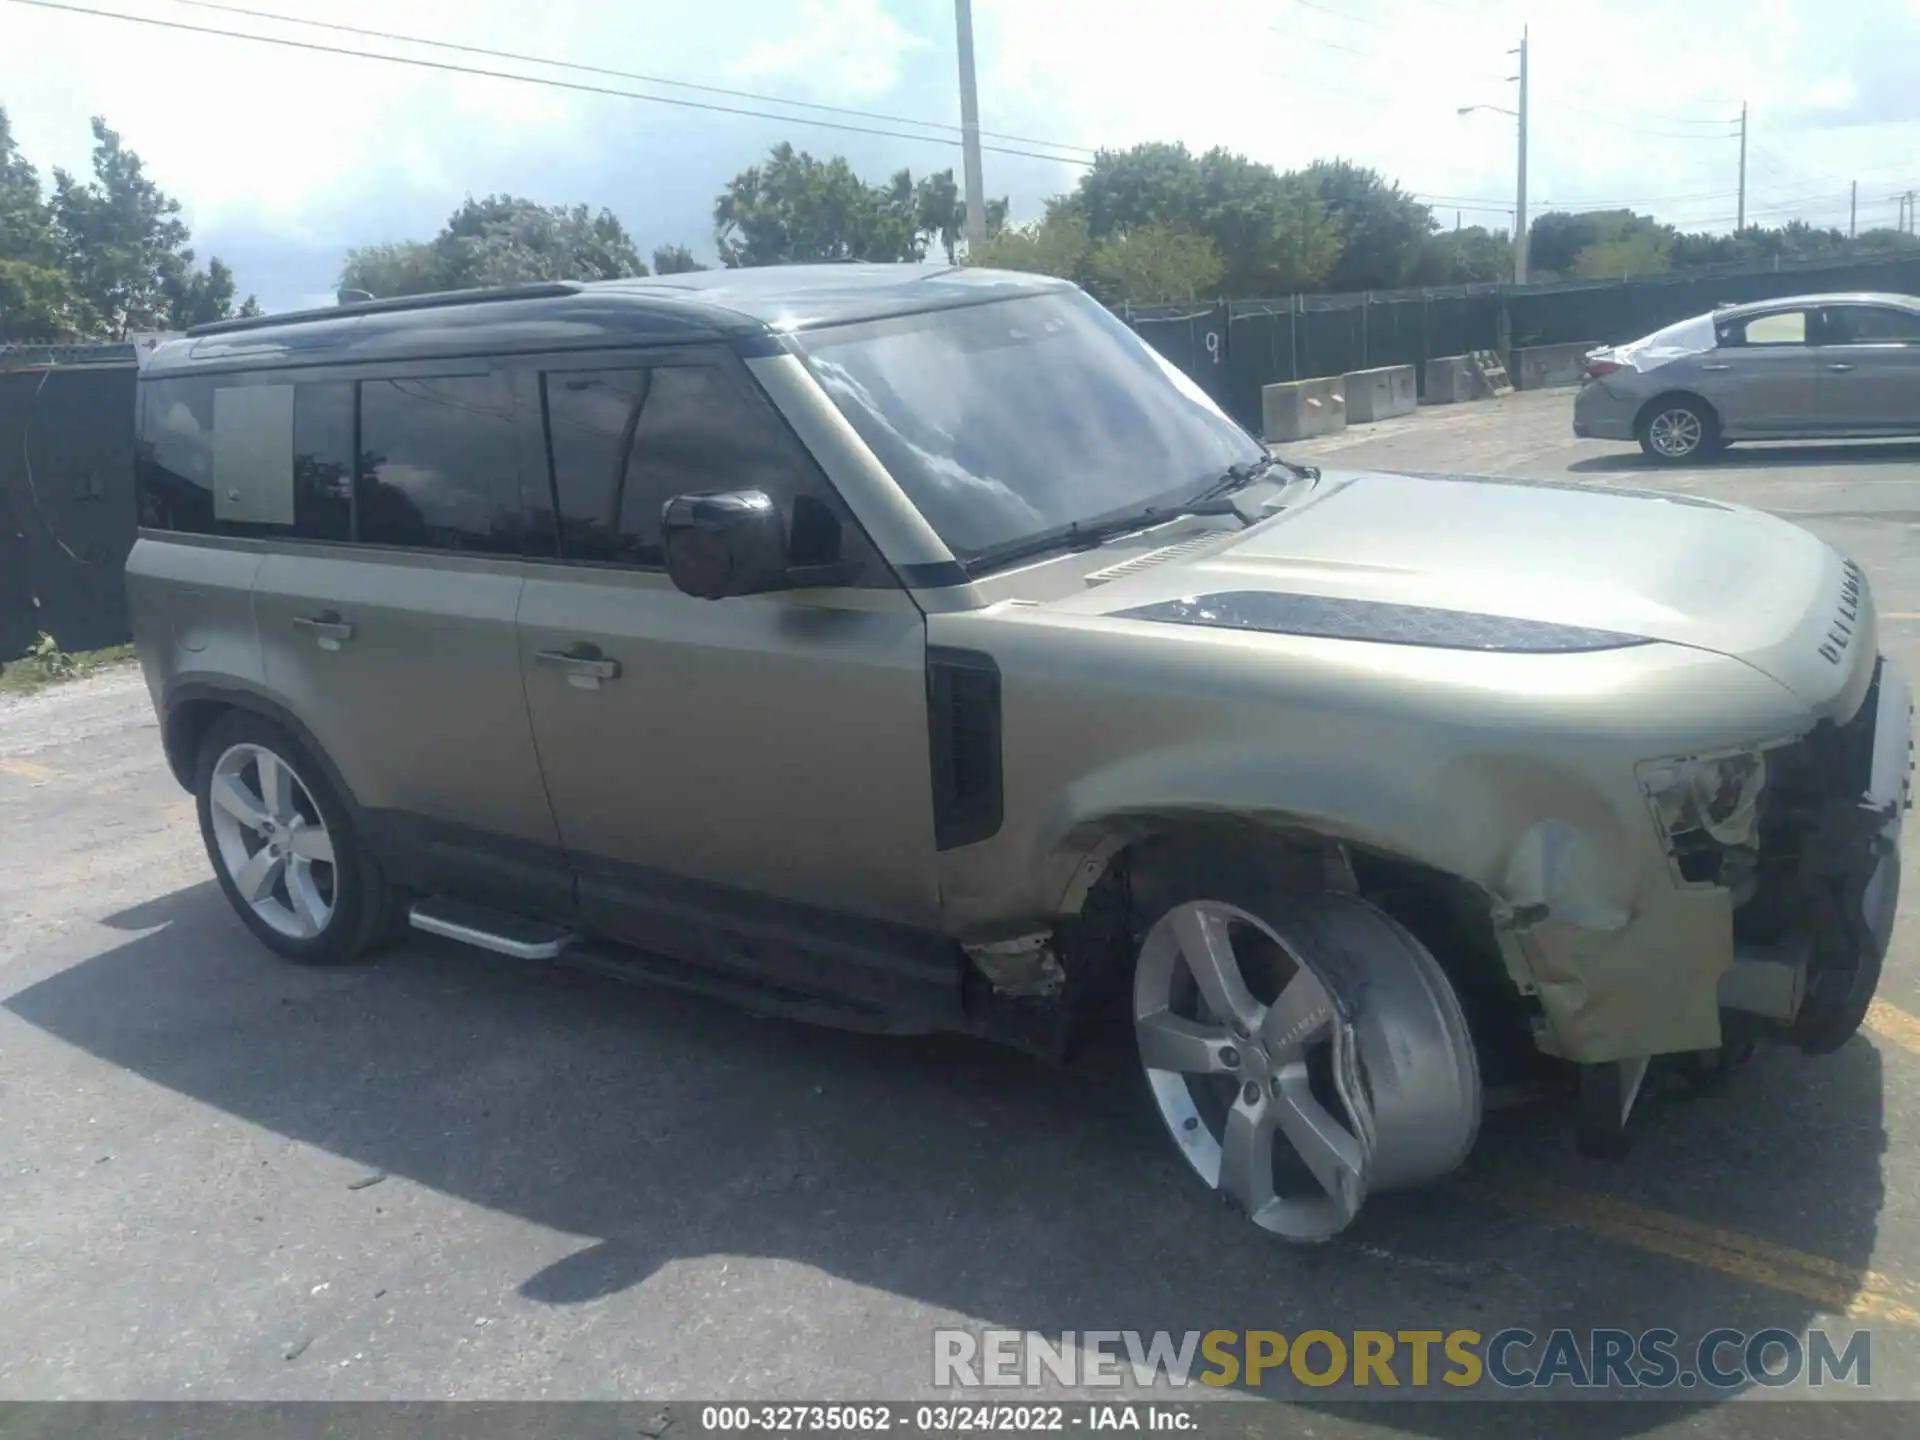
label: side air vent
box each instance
[926,647,1003,850]
[1084,532,1228,585]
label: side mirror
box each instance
[662,490,790,600]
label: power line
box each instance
[3,0,1097,167]
[165,0,1098,158]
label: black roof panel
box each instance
[146,264,1074,376]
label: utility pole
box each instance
[1850,180,1857,239]
[1512,26,1529,285]
[1907,191,1918,236]
[1735,101,1748,231]
[954,0,988,257]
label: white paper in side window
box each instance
[1612,312,1718,373]
[213,385,295,524]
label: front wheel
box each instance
[1637,399,1718,464]
[195,711,395,965]
[1132,884,1480,1242]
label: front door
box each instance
[511,350,942,946]
[1816,304,1920,433]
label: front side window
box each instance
[357,375,519,552]
[790,290,1264,566]
[1824,306,1920,343]
[542,362,866,573]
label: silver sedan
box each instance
[1572,291,1920,463]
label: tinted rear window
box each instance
[136,371,516,552]
[138,377,352,541]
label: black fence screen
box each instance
[1126,253,1920,432]
[0,351,140,660]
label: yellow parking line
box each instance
[1868,999,1920,1056]
[0,757,60,782]
[1500,1184,1920,1326]
[1882,613,1920,621]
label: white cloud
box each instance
[2,0,1913,307]
[724,0,931,105]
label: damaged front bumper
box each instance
[1719,658,1912,1050]
[1505,658,1912,1069]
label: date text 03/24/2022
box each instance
[700,1406,1192,1432]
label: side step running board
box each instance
[409,896,576,960]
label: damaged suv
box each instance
[128,266,1910,1242]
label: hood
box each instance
[1055,469,1866,708]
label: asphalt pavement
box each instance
[5,388,1920,1435]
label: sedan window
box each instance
[1723,310,1808,347]
[1823,306,1920,344]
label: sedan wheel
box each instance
[206,741,338,939]
[1133,891,1480,1241]
[1640,402,1715,462]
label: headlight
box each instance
[1638,751,1767,848]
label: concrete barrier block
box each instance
[1342,364,1417,424]
[1422,355,1479,405]
[1261,376,1347,442]
[1512,341,1601,390]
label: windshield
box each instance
[790,290,1265,564]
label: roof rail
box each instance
[186,281,584,338]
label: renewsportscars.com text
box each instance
[932,1327,1871,1391]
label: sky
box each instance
[2,0,1917,313]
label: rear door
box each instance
[248,363,568,914]
[511,346,943,939]
[1700,307,1828,436]
[1815,303,1920,432]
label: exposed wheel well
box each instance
[1053,823,1537,1076]
[1633,389,1720,438]
[162,698,230,791]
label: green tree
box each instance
[341,196,648,297]
[47,117,255,334]
[1070,142,1342,296]
[337,240,442,298]
[1302,159,1434,291]
[1089,222,1225,303]
[1574,228,1674,279]
[971,208,1093,284]
[1410,226,1511,285]
[1,105,88,339]
[651,243,707,274]
[714,143,920,266]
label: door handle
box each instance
[1828,363,1856,372]
[536,646,621,690]
[1701,363,1733,372]
[292,612,354,651]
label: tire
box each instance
[1127,860,1480,1242]
[1636,398,1718,464]
[194,710,395,965]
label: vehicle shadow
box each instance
[6,883,1891,1432]
[1568,442,1920,475]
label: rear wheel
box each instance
[1637,398,1718,463]
[195,711,395,965]
[1132,883,1480,1242]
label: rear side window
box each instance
[357,375,518,552]
[137,377,352,541]
[136,371,514,551]
[541,363,872,574]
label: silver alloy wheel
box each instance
[1647,407,1704,457]
[1133,894,1480,1241]
[207,741,337,940]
